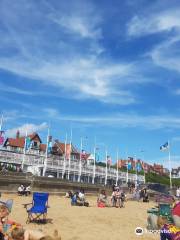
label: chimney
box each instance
[16,130,20,139]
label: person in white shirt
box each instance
[18,185,24,196]
[176,187,180,198]
[25,186,31,196]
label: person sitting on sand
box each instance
[97,190,109,207]
[70,191,89,207]
[78,190,85,202]
[160,223,180,240]
[176,187,180,199]
[142,188,149,202]
[24,186,31,196]
[0,202,21,240]
[119,189,126,208]
[65,191,73,198]
[172,201,180,228]
[11,228,61,240]
[17,186,24,196]
[111,190,117,207]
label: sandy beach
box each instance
[0,193,161,240]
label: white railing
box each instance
[0,149,144,182]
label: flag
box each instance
[160,142,169,151]
[81,149,86,159]
[127,161,132,170]
[65,144,71,160]
[107,155,112,165]
[25,136,31,150]
[0,130,5,145]
[136,161,142,172]
[47,136,52,153]
[141,161,144,170]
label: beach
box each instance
[1,193,160,240]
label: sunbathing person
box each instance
[11,228,61,240]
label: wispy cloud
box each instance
[49,14,102,40]
[0,0,154,105]
[127,9,180,37]
[150,36,180,73]
[42,108,180,130]
[127,6,180,87]
[6,122,48,137]
[0,84,38,96]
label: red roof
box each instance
[53,142,79,155]
[5,137,25,148]
[4,132,42,148]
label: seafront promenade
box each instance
[0,149,144,185]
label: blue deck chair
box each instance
[23,192,49,223]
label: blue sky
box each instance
[0,0,180,168]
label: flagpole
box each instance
[0,115,3,131]
[67,126,72,180]
[168,140,172,189]
[92,137,96,184]
[0,115,4,149]
[126,150,128,184]
[43,127,49,176]
[78,137,83,182]
[21,128,27,171]
[135,154,138,186]
[105,149,108,186]
[62,133,67,179]
[116,149,119,186]
[141,150,146,184]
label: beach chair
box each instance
[23,192,49,223]
[159,203,173,223]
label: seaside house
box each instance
[3,131,46,155]
[52,140,79,161]
[152,163,164,175]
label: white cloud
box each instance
[50,15,102,39]
[0,54,143,105]
[41,108,180,130]
[150,36,180,73]
[127,9,180,37]
[6,122,48,137]
[127,7,180,78]
[0,84,38,96]
[0,0,154,105]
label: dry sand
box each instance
[1,193,159,240]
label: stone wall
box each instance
[0,172,109,195]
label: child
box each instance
[11,228,61,240]
[0,203,20,240]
